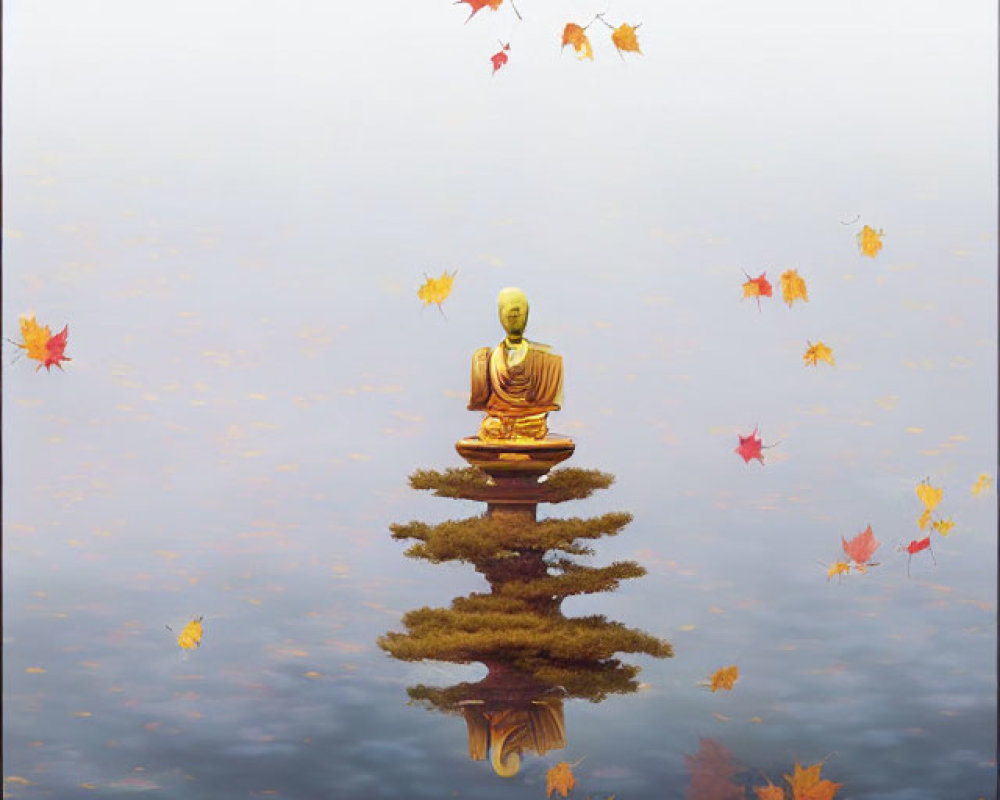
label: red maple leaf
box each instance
[842,524,880,565]
[41,325,71,371]
[742,271,773,311]
[491,43,510,73]
[902,535,935,577]
[455,0,502,22]
[735,427,765,464]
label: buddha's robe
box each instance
[469,340,563,439]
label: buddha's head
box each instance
[497,287,529,342]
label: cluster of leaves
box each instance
[454,1,642,74]
[686,739,842,800]
[12,313,70,371]
[827,524,880,580]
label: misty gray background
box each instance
[3,1,997,798]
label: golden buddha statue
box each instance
[468,287,564,441]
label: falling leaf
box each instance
[742,271,773,310]
[916,479,943,512]
[803,341,834,367]
[546,762,576,799]
[491,43,510,73]
[611,22,642,54]
[827,561,851,581]
[456,0,502,22]
[842,524,880,567]
[857,225,884,258]
[917,509,932,530]
[932,518,954,536]
[562,23,593,60]
[417,270,456,314]
[708,665,739,692]
[735,428,766,464]
[177,617,204,650]
[971,473,992,496]
[754,781,785,800]
[779,269,809,307]
[784,760,842,800]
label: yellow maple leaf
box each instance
[417,270,456,313]
[611,23,641,54]
[780,269,809,307]
[177,617,204,650]
[857,225,884,258]
[917,508,932,530]
[754,781,785,800]
[784,760,842,800]
[971,473,992,496]
[546,762,576,799]
[18,314,52,362]
[932,517,954,536]
[803,341,834,367]
[827,561,851,580]
[562,23,593,60]
[708,665,739,692]
[916,479,943,513]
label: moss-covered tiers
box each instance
[408,466,614,503]
[380,465,673,683]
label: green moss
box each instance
[407,467,615,503]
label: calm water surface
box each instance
[3,1,997,798]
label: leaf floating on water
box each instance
[490,43,510,73]
[842,524,880,572]
[742,271,773,310]
[857,224,884,258]
[783,759,842,800]
[562,23,594,60]
[417,270,456,315]
[177,617,204,650]
[779,269,809,307]
[931,518,954,536]
[456,0,502,22]
[735,428,774,465]
[546,762,576,798]
[970,473,992,496]
[803,341,834,367]
[611,22,642,55]
[916,479,943,513]
[14,314,71,371]
[827,560,851,581]
[754,781,785,800]
[707,665,739,692]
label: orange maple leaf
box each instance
[857,224,884,258]
[456,0,502,21]
[754,781,785,800]
[611,22,641,54]
[784,760,842,800]
[417,270,456,314]
[803,341,834,367]
[780,268,809,307]
[842,524,880,567]
[17,314,52,362]
[708,665,739,692]
[742,271,773,310]
[562,23,594,60]
[546,762,575,799]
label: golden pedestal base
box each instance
[455,435,575,479]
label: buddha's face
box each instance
[499,297,528,340]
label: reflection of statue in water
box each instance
[469,287,564,441]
